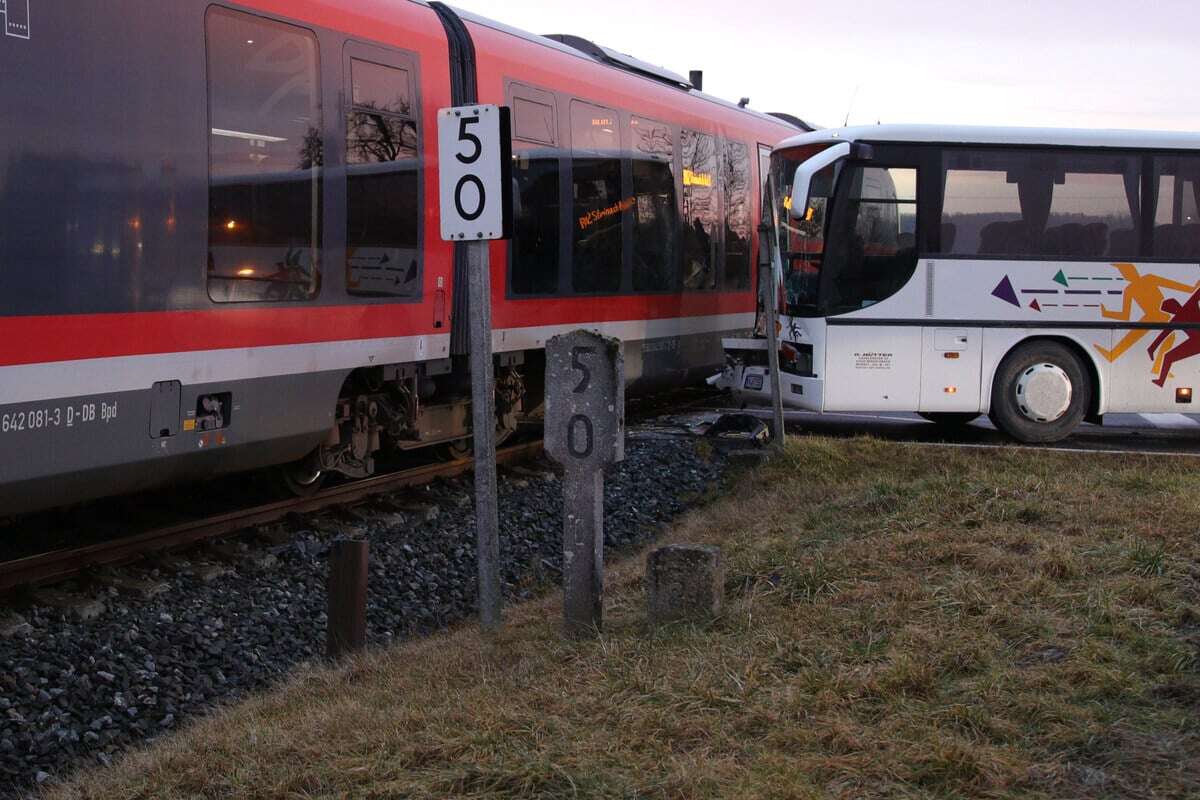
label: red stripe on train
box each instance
[0,292,753,368]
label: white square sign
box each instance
[437,104,513,241]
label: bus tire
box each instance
[918,412,979,427]
[989,341,1090,443]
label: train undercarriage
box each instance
[282,353,539,494]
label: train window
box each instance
[351,59,412,113]
[570,101,624,294]
[510,88,561,296]
[511,144,561,294]
[630,117,677,292]
[682,130,720,291]
[723,140,752,290]
[513,97,556,146]
[346,58,420,298]
[206,8,322,303]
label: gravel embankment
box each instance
[0,436,723,796]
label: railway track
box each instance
[0,440,544,595]
[0,389,722,597]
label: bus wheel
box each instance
[918,412,979,427]
[990,341,1090,443]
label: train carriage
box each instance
[0,0,800,515]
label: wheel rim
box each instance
[1014,363,1072,423]
[288,454,323,487]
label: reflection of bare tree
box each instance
[298,126,324,170]
[683,131,718,230]
[633,122,673,159]
[348,100,418,164]
[724,141,751,239]
[349,114,417,164]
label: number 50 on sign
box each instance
[437,105,514,242]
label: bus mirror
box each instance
[788,141,852,221]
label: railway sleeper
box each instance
[92,570,170,600]
[30,589,106,622]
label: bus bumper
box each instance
[712,338,824,412]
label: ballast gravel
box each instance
[0,437,724,797]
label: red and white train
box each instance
[0,0,801,515]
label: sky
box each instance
[449,0,1200,132]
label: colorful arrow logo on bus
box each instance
[991,271,1122,311]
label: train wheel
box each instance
[273,450,326,497]
[441,438,473,462]
[917,412,979,427]
[989,341,1090,443]
[438,419,517,462]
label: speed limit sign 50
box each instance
[437,105,514,241]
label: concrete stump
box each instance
[726,449,773,469]
[646,544,724,624]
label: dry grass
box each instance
[47,438,1200,799]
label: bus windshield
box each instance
[769,146,834,316]
[769,145,919,317]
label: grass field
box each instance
[50,438,1200,799]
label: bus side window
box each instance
[509,91,561,295]
[940,148,1140,259]
[824,165,918,312]
[1152,156,1200,260]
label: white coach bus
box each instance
[719,125,1200,442]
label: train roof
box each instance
[775,124,1200,152]
[440,4,809,130]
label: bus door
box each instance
[817,160,924,411]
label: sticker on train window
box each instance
[744,374,764,391]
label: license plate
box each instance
[744,374,764,390]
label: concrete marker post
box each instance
[544,330,625,637]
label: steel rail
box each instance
[0,440,544,594]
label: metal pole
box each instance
[562,468,604,636]
[760,221,787,448]
[327,538,368,659]
[467,239,502,631]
